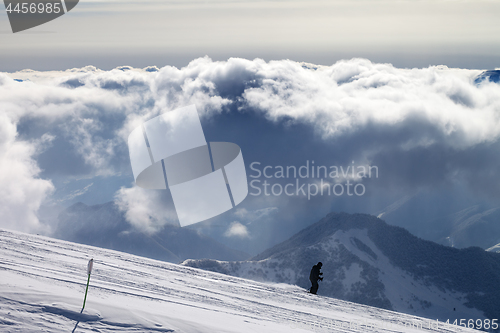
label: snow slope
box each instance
[0,229,479,333]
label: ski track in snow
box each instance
[0,229,479,332]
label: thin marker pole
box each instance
[82,259,93,311]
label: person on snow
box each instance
[309,262,323,294]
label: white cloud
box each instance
[224,221,249,238]
[0,112,54,233]
[234,207,278,222]
[59,183,94,202]
[65,118,116,177]
[7,59,499,156]
[243,59,500,149]
[1,58,500,233]
[0,64,232,233]
[114,186,178,234]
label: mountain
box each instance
[182,212,500,322]
[0,228,479,333]
[475,69,500,85]
[376,192,500,250]
[54,201,250,263]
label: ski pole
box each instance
[82,258,93,311]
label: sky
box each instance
[0,0,500,71]
[0,0,500,253]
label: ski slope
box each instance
[0,229,478,332]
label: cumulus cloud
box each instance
[224,222,250,238]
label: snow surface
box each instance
[0,229,478,332]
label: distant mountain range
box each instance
[54,202,250,263]
[376,192,500,250]
[182,212,500,321]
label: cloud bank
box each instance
[1,57,499,234]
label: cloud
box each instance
[59,183,94,202]
[233,207,279,222]
[1,58,500,237]
[8,59,498,157]
[114,186,178,234]
[224,222,249,238]
[0,112,54,233]
[242,59,500,149]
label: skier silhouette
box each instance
[309,262,323,294]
